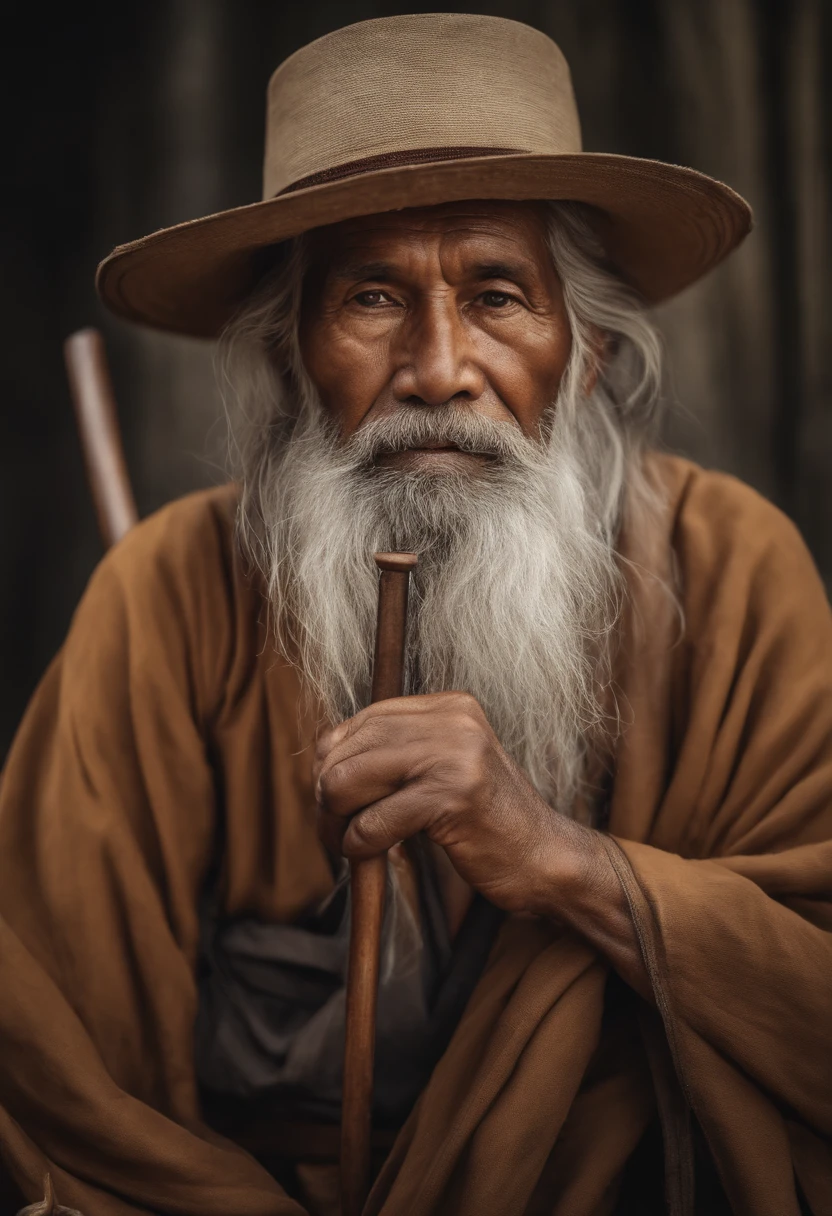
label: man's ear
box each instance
[581,325,606,398]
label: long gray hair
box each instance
[217,203,664,812]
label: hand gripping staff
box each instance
[340,552,417,1216]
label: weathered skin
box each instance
[305,201,648,999]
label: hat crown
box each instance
[263,14,582,199]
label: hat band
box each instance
[275,145,521,197]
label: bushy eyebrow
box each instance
[469,260,536,285]
[326,257,538,286]
[328,260,395,283]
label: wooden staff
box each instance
[340,552,417,1216]
[64,328,138,549]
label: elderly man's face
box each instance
[299,200,572,473]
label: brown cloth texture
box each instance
[0,453,830,1215]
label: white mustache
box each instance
[344,406,546,465]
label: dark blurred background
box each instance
[3,0,831,756]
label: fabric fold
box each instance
[0,455,829,1214]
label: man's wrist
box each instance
[522,817,652,999]
[523,813,604,923]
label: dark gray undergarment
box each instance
[194,840,503,1126]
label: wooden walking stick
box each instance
[340,552,417,1216]
[64,328,138,549]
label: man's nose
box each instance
[390,298,486,406]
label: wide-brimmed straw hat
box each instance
[96,13,752,339]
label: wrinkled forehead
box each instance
[303,199,553,276]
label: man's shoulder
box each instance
[650,452,807,562]
[98,483,241,595]
[110,482,239,564]
[62,484,254,718]
[649,453,827,618]
[75,482,248,650]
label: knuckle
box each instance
[318,757,355,805]
[455,716,490,759]
[449,690,479,715]
[315,723,344,760]
[460,691,485,717]
[317,767,334,803]
[348,810,381,851]
[458,752,487,796]
[448,695,489,739]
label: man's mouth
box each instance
[374,444,492,467]
[380,439,463,452]
[406,441,462,451]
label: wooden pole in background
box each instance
[64,328,138,549]
[340,552,417,1216]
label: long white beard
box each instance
[241,387,625,814]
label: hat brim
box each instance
[96,152,752,338]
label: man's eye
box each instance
[479,290,515,308]
[353,290,391,306]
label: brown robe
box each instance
[0,453,830,1216]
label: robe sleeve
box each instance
[0,491,305,1215]
[611,473,832,1216]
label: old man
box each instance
[1,13,830,1216]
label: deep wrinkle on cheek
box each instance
[299,204,575,440]
[302,313,393,432]
[305,302,571,439]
